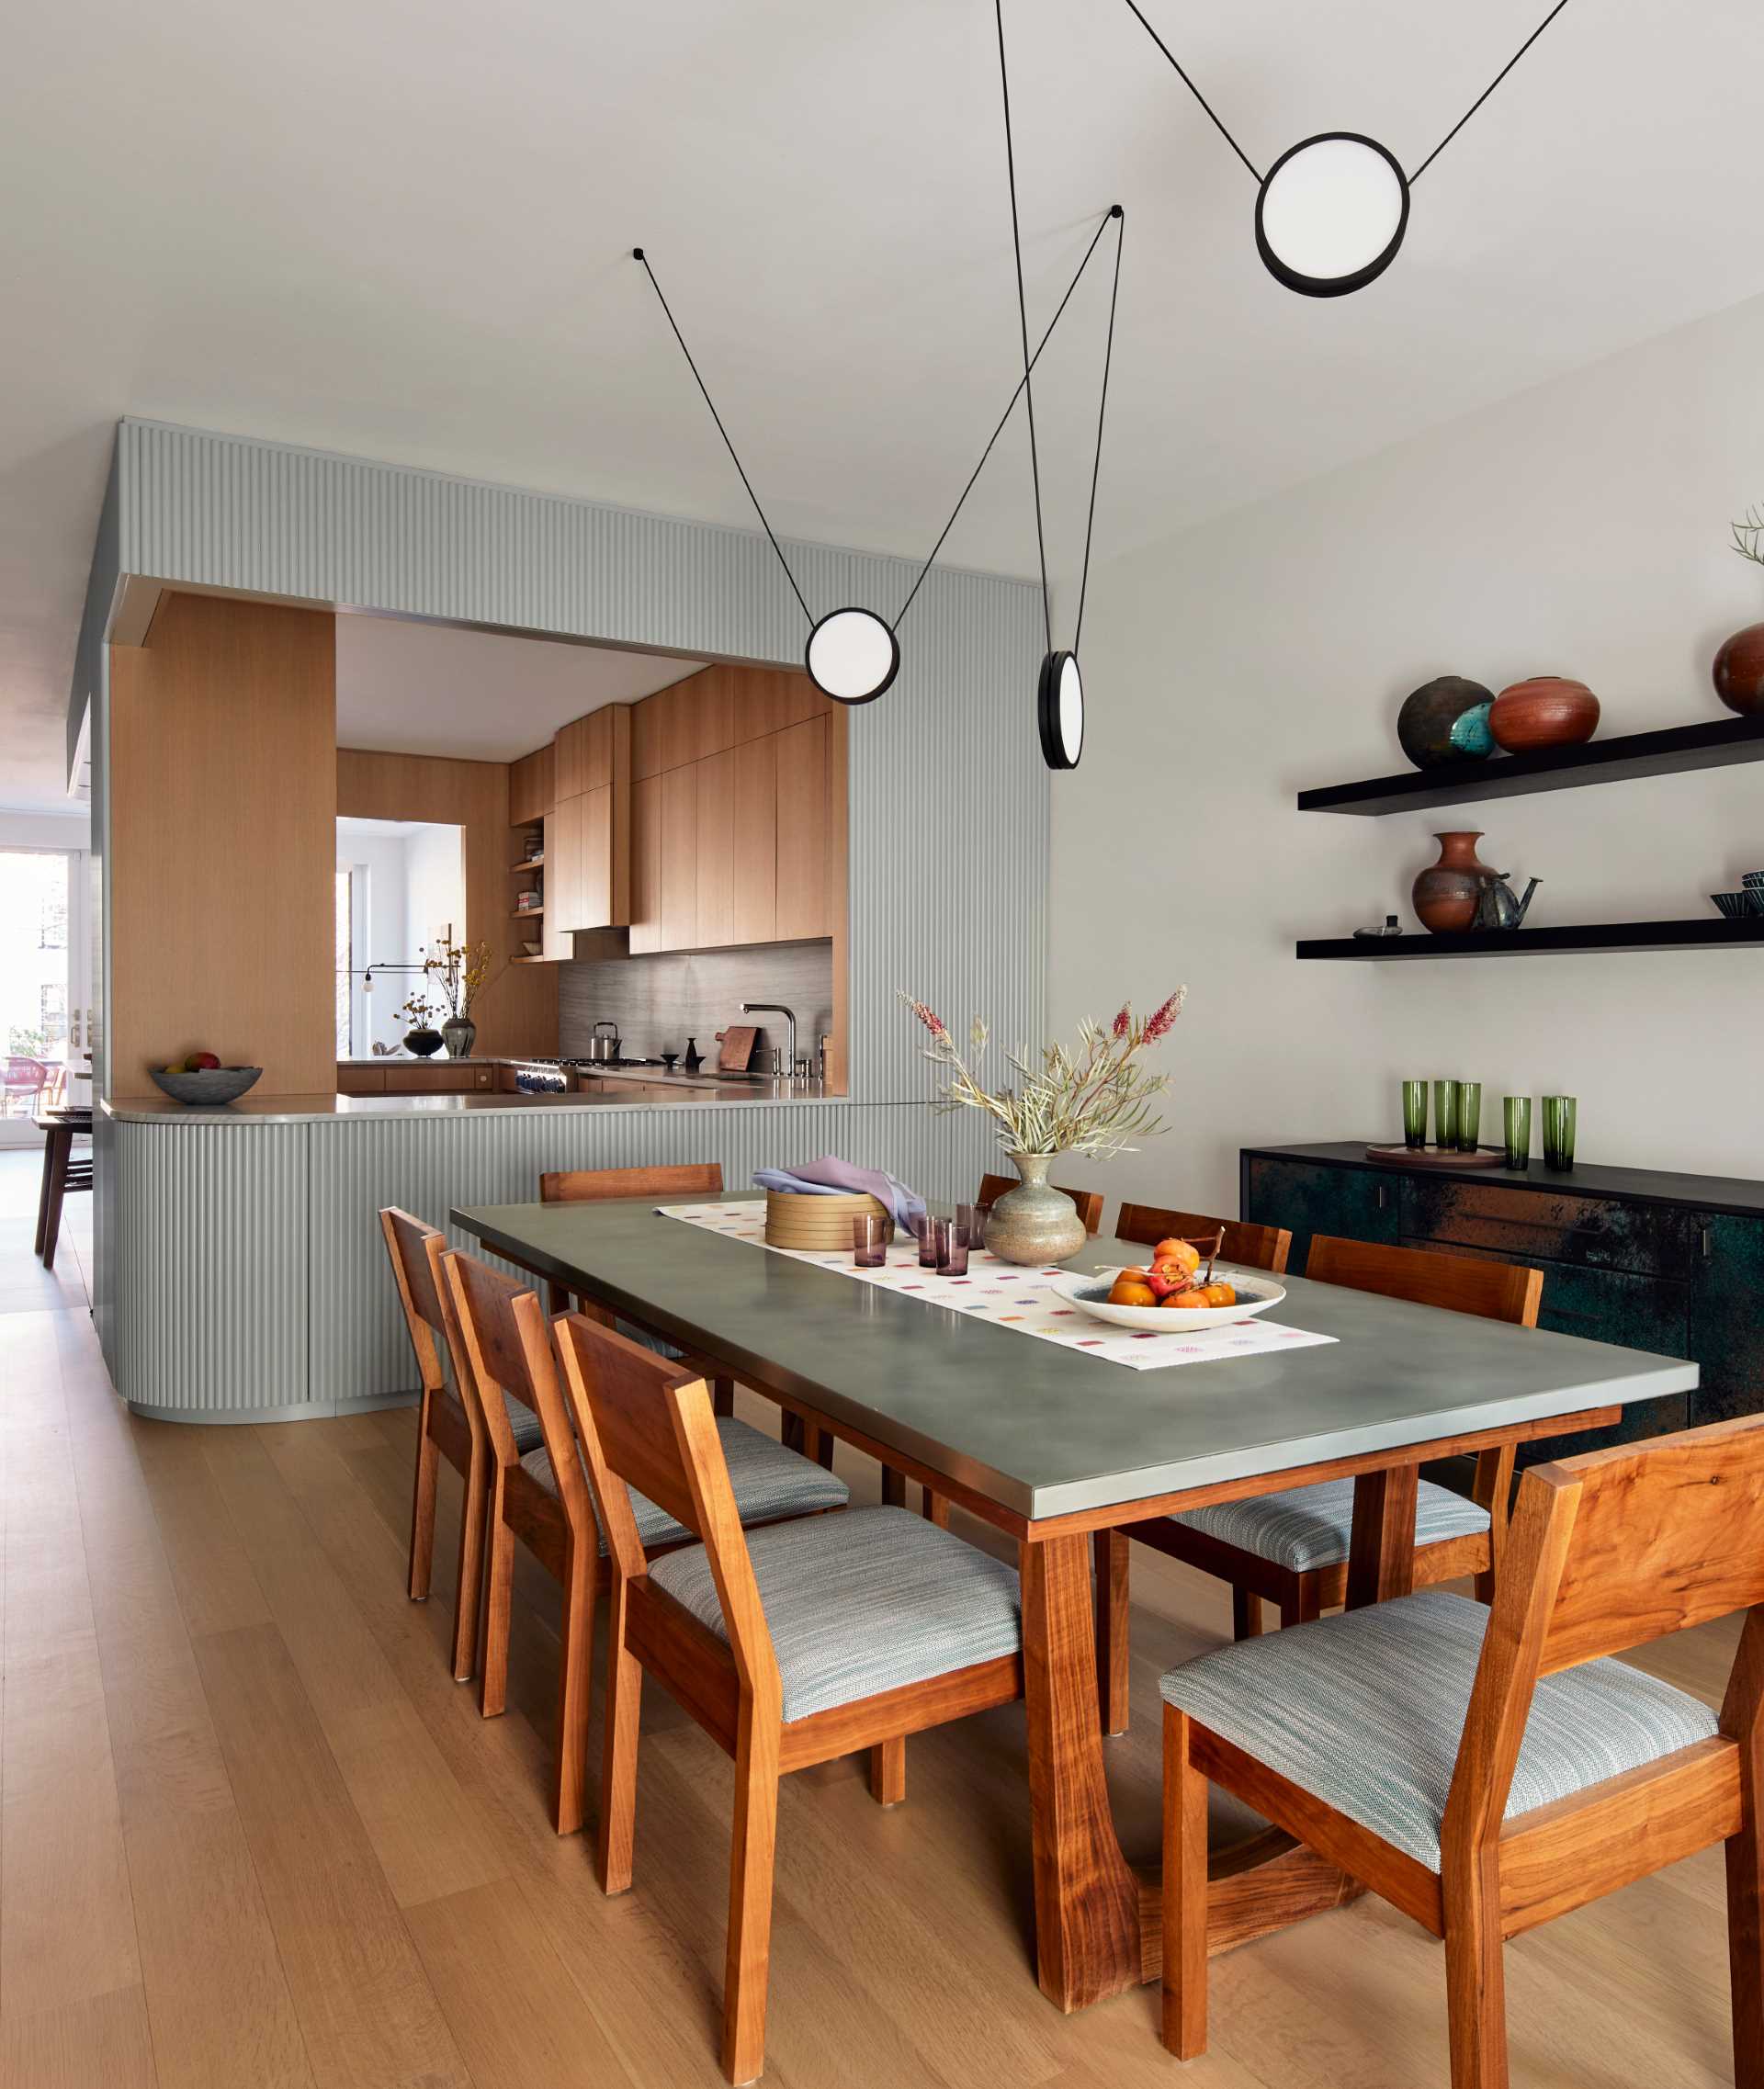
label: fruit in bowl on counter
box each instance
[1151,1237,1203,1278]
[161,1050,222,1073]
[1105,1262,1238,1312]
[1106,1269,1158,1308]
[1165,1279,1238,1310]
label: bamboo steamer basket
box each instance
[763,1189,893,1251]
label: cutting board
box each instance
[717,1024,759,1073]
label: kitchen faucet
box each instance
[741,1002,798,1078]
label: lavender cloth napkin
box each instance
[752,1157,926,1236]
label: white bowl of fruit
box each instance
[1053,1230,1286,1331]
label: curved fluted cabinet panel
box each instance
[107,1102,992,1419]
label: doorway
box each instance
[0,847,91,1146]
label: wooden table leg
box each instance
[1021,1533,1144,2011]
[34,1125,56,1257]
[1344,1463,1420,1610]
[1022,1530,1371,2012]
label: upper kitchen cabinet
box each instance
[547,706,631,936]
[509,744,553,824]
[775,714,831,941]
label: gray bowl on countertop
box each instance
[149,1065,264,1105]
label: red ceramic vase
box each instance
[1412,830,1495,934]
[1488,677,1600,751]
[1713,624,1764,716]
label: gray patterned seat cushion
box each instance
[439,1378,544,1455]
[1171,1477,1490,1575]
[649,1505,1023,1722]
[519,1416,849,1557]
[1159,1588,1718,1870]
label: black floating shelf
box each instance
[1296,712,1764,816]
[1298,918,1764,961]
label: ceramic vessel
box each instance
[1489,676,1600,751]
[442,1016,477,1059]
[1396,676,1496,770]
[404,1027,445,1057]
[1412,830,1497,934]
[983,1152,1087,1265]
[1713,623,1764,716]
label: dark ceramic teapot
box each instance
[1471,871,1541,932]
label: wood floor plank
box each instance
[192,1621,469,2089]
[0,1353,143,2023]
[57,1325,315,2089]
[198,1427,506,1912]
[0,1981,157,2089]
[403,1877,640,2089]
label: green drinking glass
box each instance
[1503,1095,1532,1170]
[1543,1094,1577,1170]
[1401,1078,1428,1150]
[1431,1078,1458,1153]
[1456,1080,1483,1152]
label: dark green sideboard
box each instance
[1240,1142,1764,1462]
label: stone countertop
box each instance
[102,1078,839,1124]
[334,1054,784,1096]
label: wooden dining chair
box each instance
[1093,1231,1541,1736]
[442,1248,851,1835]
[976,1170,1105,1237]
[1114,1199,1292,1275]
[540,1161,740,1417]
[1159,1414,1764,2087]
[380,1206,547,1682]
[554,1310,1025,2085]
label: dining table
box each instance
[450,1191,1699,2016]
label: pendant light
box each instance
[635,200,1121,708]
[995,0,1125,772]
[1117,0,1571,297]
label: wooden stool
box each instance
[34,1106,93,1267]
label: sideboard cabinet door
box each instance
[1242,1157,1399,1274]
[1688,1213,1764,1428]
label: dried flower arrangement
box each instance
[424,936,492,1021]
[899,988,1186,1161]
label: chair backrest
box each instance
[1443,1417,1764,1857]
[1306,1234,1542,1328]
[442,1248,582,1485]
[541,1162,725,1204]
[379,1206,453,1395]
[1535,1416,1764,1672]
[554,1311,782,1705]
[5,1056,47,1094]
[1115,1201,1292,1275]
[977,1171,1104,1237]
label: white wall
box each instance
[402,825,463,955]
[1050,288,1764,1215]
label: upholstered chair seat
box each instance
[1159,1587,1718,1870]
[1172,1477,1491,1576]
[520,1416,850,1555]
[650,1505,1023,1722]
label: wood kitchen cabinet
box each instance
[659,763,698,952]
[509,745,552,824]
[695,747,737,948]
[628,773,662,954]
[775,714,830,940]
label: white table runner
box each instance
[656,1200,1337,1372]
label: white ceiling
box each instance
[5,0,1764,807]
[336,616,704,761]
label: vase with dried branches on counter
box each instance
[899,987,1186,1263]
[424,936,492,1059]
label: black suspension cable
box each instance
[1116,0,1262,183]
[895,206,1118,631]
[995,0,1053,656]
[1072,206,1125,657]
[632,247,813,625]
[1410,0,1571,182]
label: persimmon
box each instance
[1108,1276,1157,1308]
[1162,1288,1211,1309]
[1151,1239,1202,1278]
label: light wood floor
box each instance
[0,1155,1742,2087]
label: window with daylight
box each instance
[334,868,353,1057]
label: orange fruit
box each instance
[1163,1289,1210,1310]
[1152,1239,1202,1278]
[1108,1277,1157,1308]
[1200,1282,1238,1308]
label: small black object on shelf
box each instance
[1352,914,1404,940]
[682,1036,703,1072]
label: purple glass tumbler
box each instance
[852,1214,886,1269]
[934,1216,970,1276]
[912,1211,938,1268]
